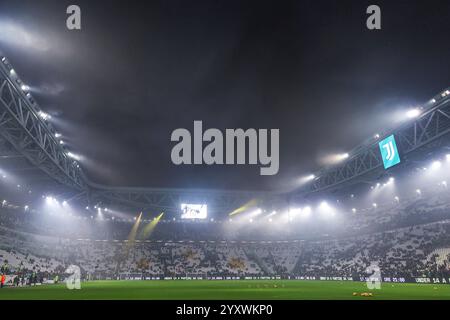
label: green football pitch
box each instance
[1,280,450,300]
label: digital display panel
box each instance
[379,134,401,169]
[181,203,207,219]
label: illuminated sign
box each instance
[181,203,207,219]
[379,134,401,169]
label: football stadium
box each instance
[0,0,450,305]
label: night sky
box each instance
[0,0,449,191]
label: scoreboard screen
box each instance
[181,203,207,219]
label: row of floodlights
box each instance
[2,56,82,168]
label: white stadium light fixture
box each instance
[289,208,302,216]
[318,201,335,218]
[55,133,62,138]
[45,196,55,205]
[248,208,262,217]
[298,174,316,185]
[67,152,81,161]
[352,208,356,213]
[319,201,329,209]
[38,111,51,120]
[431,161,442,170]
[322,152,350,165]
[406,108,421,119]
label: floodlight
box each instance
[431,161,441,170]
[406,108,420,118]
[302,206,311,218]
[38,111,51,120]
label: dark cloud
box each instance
[0,0,449,190]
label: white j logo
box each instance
[383,141,395,161]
